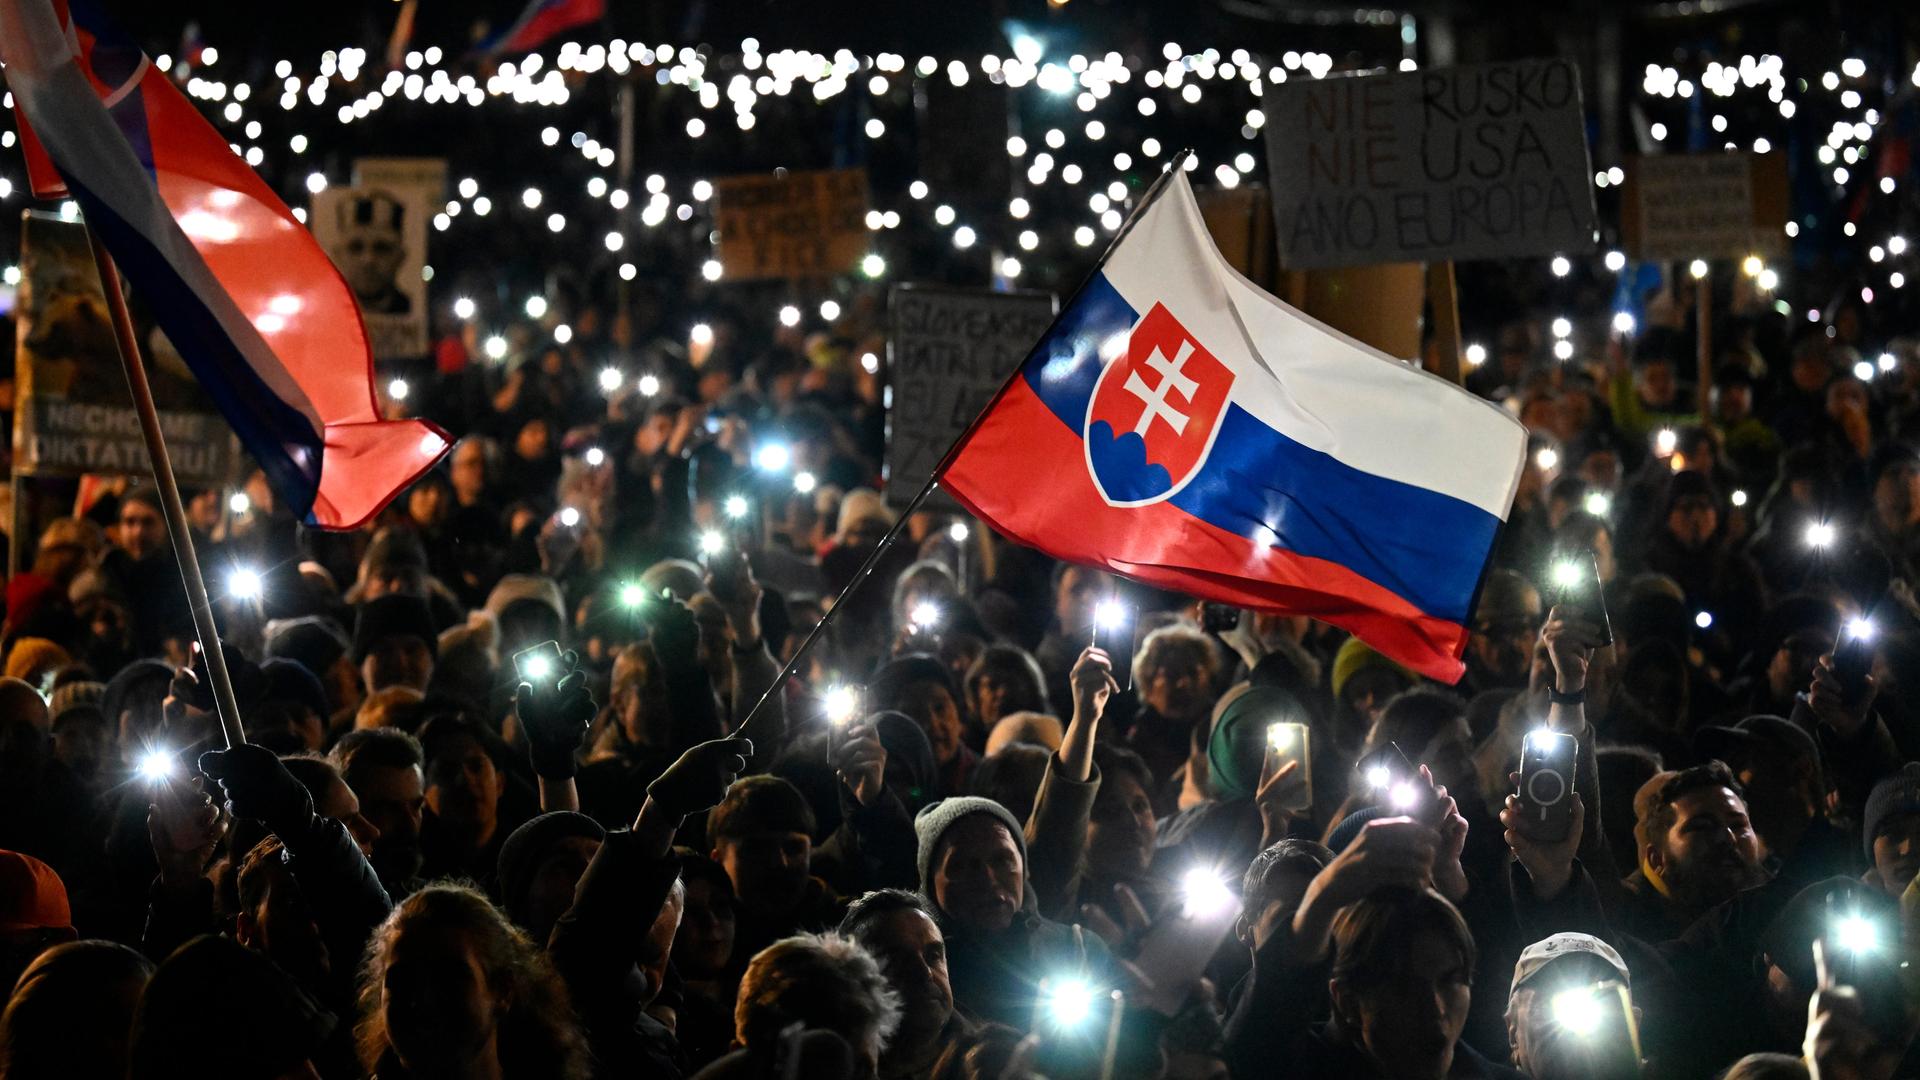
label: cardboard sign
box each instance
[1263,60,1597,268]
[13,212,238,483]
[1619,153,1790,261]
[714,168,869,281]
[886,285,1057,510]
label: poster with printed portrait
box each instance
[309,157,444,359]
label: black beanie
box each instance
[351,594,439,665]
[496,811,607,928]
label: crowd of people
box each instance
[3,103,1920,1079]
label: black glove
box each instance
[198,744,312,836]
[516,650,596,780]
[646,737,753,818]
[647,597,701,671]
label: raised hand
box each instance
[1500,770,1586,901]
[1070,645,1120,721]
[646,737,754,819]
[1316,816,1440,909]
[516,649,596,780]
[147,777,226,888]
[1809,654,1876,740]
[197,744,312,836]
[1254,757,1302,849]
[1540,604,1605,695]
[830,722,887,807]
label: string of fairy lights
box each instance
[0,31,1916,378]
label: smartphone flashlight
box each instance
[1655,428,1678,457]
[228,566,263,602]
[1178,867,1236,920]
[753,443,792,473]
[584,447,606,467]
[559,506,581,528]
[521,653,554,681]
[1806,521,1837,548]
[1834,913,1880,954]
[824,685,860,727]
[137,748,177,783]
[514,641,563,685]
[949,522,970,543]
[1389,780,1422,811]
[723,494,750,520]
[1847,616,1875,642]
[909,601,942,632]
[1583,491,1611,517]
[1551,559,1584,591]
[1551,986,1605,1037]
[1365,764,1392,791]
[1040,978,1099,1029]
[793,471,818,495]
[618,582,647,609]
[698,530,725,557]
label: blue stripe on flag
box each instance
[1015,270,1497,624]
[68,182,325,519]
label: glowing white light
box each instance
[1551,317,1572,339]
[724,495,750,520]
[691,323,714,345]
[387,378,410,401]
[1848,617,1875,642]
[305,172,328,194]
[1389,781,1421,810]
[522,187,542,209]
[1655,429,1678,457]
[1552,988,1605,1037]
[825,685,860,725]
[1604,251,1627,272]
[949,522,970,543]
[1836,914,1880,953]
[1094,598,1129,632]
[1179,867,1236,919]
[558,506,581,528]
[1042,980,1098,1027]
[229,567,263,601]
[525,295,548,319]
[228,491,251,515]
[702,259,723,281]
[1366,765,1392,791]
[1552,561,1584,589]
[794,471,819,495]
[453,297,476,320]
[1731,489,1749,508]
[1551,256,1572,277]
[1612,312,1637,335]
[862,253,886,277]
[483,336,508,360]
[637,374,661,397]
[1856,360,1877,381]
[599,367,623,392]
[754,443,792,472]
[522,653,554,680]
[1585,492,1612,517]
[584,447,606,467]
[698,530,725,557]
[1690,259,1710,280]
[1695,610,1714,629]
[1535,447,1559,471]
[778,305,801,328]
[1465,343,1487,366]
[1806,522,1836,548]
[137,750,177,783]
[954,226,977,249]
[820,299,842,321]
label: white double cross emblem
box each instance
[1122,340,1198,438]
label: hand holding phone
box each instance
[1263,722,1313,813]
[513,641,566,696]
[1832,616,1876,706]
[1548,551,1614,647]
[1514,729,1578,843]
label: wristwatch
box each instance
[1548,685,1587,706]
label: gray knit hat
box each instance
[913,796,1029,900]
[1863,763,1920,861]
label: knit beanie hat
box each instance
[47,680,105,729]
[351,594,439,665]
[263,615,350,678]
[1206,685,1306,801]
[485,574,567,627]
[496,811,607,928]
[914,796,1029,902]
[1330,637,1414,701]
[1863,763,1920,862]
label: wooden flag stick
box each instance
[1426,260,1465,385]
[86,231,244,748]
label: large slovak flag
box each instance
[941,170,1527,682]
[480,0,607,57]
[0,0,450,529]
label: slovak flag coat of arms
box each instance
[941,169,1527,682]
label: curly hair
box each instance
[735,932,902,1065]
[355,884,590,1080]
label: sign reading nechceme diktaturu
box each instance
[886,285,1056,511]
[1263,60,1597,269]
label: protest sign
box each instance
[715,168,869,281]
[12,212,239,484]
[309,157,443,359]
[886,285,1056,510]
[1263,60,1596,269]
[1619,152,1790,261]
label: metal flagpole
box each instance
[729,150,1197,739]
[86,231,245,748]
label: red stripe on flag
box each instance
[942,374,1470,682]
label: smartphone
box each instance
[1515,730,1578,843]
[512,640,565,692]
[1565,981,1642,1080]
[1265,722,1313,812]
[1201,602,1239,634]
[1131,884,1243,1016]
[1552,550,1614,647]
[1833,619,1875,705]
[1361,742,1444,826]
